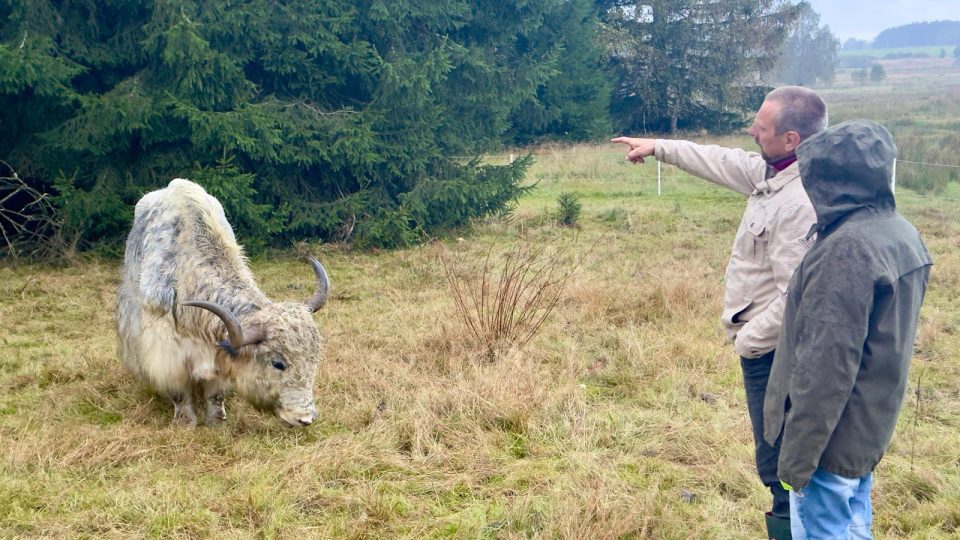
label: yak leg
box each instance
[202,379,229,426]
[170,392,198,426]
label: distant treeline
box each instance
[844,20,960,50]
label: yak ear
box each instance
[214,325,267,356]
[183,300,243,353]
[182,301,266,356]
[217,325,268,356]
[241,325,267,348]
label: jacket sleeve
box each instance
[777,238,874,490]
[734,202,817,358]
[655,140,768,196]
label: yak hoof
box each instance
[171,393,198,427]
[204,393,227,426]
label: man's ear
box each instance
[784,131,802,153]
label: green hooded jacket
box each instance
[762,120,932,490]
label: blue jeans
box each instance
[741,352,790,518]
[790,469,873,539]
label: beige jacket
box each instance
[655,140,816,359]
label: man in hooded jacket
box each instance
[763,120,932,538]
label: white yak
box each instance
[116,179,329,427]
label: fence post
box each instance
[891,159,896,194]
[657,160,662,197]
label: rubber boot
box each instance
[765,512,792,540]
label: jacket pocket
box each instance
[736,219,767,265]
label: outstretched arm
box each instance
[614,137,766,194]
[611,137,656,164]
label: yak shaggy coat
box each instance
[116,179,329,427]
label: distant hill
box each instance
[873,20,960,48]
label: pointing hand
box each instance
[611,137,656,164]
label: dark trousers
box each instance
[741,351,790,518]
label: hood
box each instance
[796,120,897,235]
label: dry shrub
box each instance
[0,163,65,262]
[437,238,579,359]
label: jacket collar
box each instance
[756,161,800,195]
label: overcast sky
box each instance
[803,0,959,42]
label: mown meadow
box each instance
[2,60,959,539]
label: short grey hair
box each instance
[766,86,828,141]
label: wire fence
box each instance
[465,152,960,204]
[897,159,960,169]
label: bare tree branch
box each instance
[0,162,63,262]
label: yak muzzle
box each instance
[278,405,318,428]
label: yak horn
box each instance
[182,300,245,354]
[304,257,330,312]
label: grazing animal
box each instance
[116,178,329,427]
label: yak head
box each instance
[184,258,329,427]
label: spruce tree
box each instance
[602,0,800,134]
[1,0,574,251]
[506,0,612,144]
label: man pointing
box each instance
[613,86,828,539]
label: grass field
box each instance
[2,66,960,538]
[828,56,960,196]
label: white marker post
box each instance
[891,159,896,194]
[657,160,662,197]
